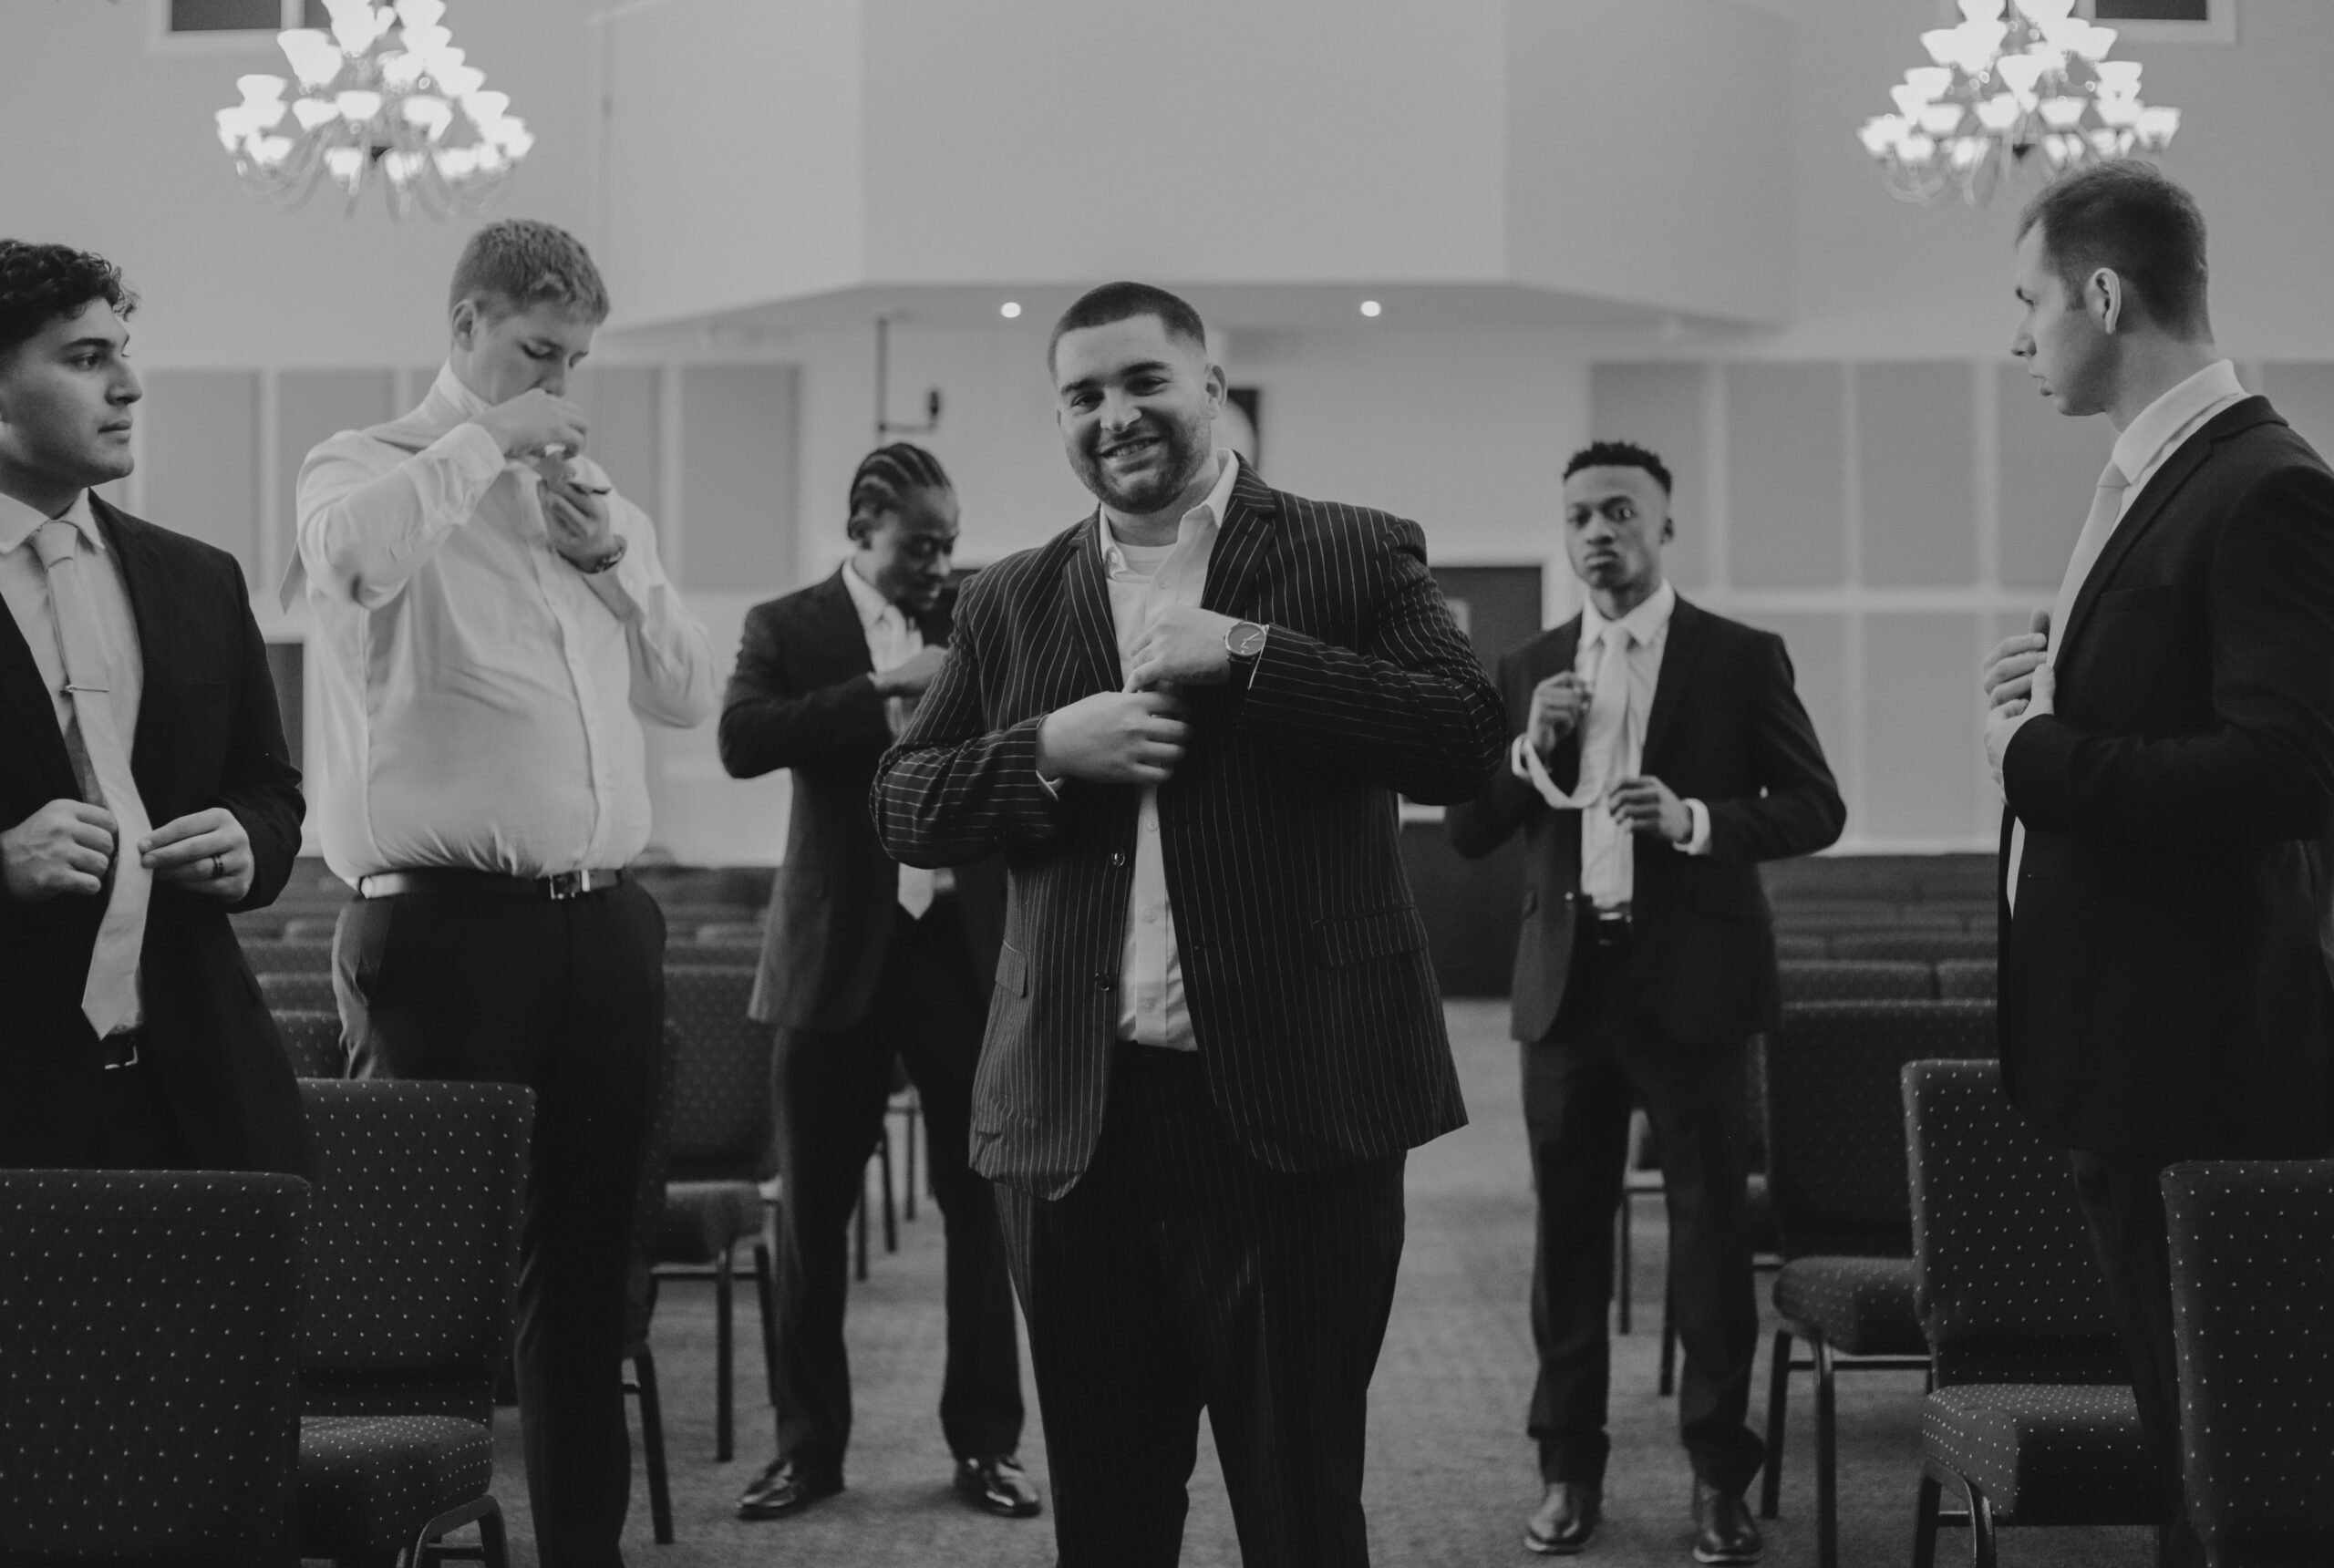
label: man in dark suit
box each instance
[1450,441,1843,1563]
[1982,162,2334,1568]
[718,443,1034,1523]
[0,239,309,1176]
[873,281,1507,1568]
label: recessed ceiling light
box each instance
[1359,299,1382,318]
[999,301,1022,319]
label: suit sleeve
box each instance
[1701,631,1846,861]
[1236,515,1508,804]
[717,604,892,778]
[2005,463,2334,843]
[215,558,305,913]
[872,579,1068,867]
[1447,648,1544,858]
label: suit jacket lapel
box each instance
[0,567,77,800]
[2059,397,2275,661]
[813,567,875,679]
[1064,515,1122,690]
[91,497,171,790]
[1642,596,1707,772]
[1199,461,1280,622]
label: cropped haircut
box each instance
[0,241,137,356]
[2017,160,2210,338]
[447,219,610,325]
[1564,439,1674,497]
[846,443,953,541]
[1048,282,1208,374]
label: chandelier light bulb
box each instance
[463,90,510,123]
[1892,83,1932,119]
[278,30,343,89]
[1958,0,2004,21]
[2016,0,2078,24]
[395,0,447,26]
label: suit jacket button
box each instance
[1110,851,1127,867]
[1095,974,1112,991]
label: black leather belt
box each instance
[1588,905,1633,947]
[355,867,626,901]
[98,1029,142,1071]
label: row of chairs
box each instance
[1779,958,1995,1003]
[1775,932,1997,964]
[0,1081,530,1568]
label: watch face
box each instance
[1231,622,1266,656]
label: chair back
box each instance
[0,1170,306,1559]
[244,938,336,974]
[259,969,338,1012]
[1831,931,1998,964]
[1776,960,1936,1003]
[1932,959,1997,1000]
[297,1080,532,1420]
[1764,999,1995,1258]
[2164,1160,2334,1559]
[1901,1058,2122,1385]
[275,1007,346,1078]
[664,965,773,1180]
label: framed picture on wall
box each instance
[2080,0,2236,43]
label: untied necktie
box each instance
[875,603,938,920]
[1518,623,1639,906]
[34,520,152,1038]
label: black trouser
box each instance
[768,898,1021,1476]
[336,879,666,1568]
[1523,921,1764,1492]
[997,1044,1408,1568]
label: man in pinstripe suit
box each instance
[873,282,1508,1567]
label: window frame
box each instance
[147,0,315,56]
[2078,0,2237,45]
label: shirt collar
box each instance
[0,488,103,557]
[2111,358,2245,487]
[1099,449,1240,572]
[1580,579,1677,650]
[840,554,903,631]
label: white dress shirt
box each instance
[839,556,940,915]
[1095,449,1243,1050]
[1511,580,1710,911]
[294,363,718,882]
[2005,358,2247,911]
[0,488,147,1026]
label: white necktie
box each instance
[1520,625,1638,907]
[34,521,152,1038]
[873,604,937,919]
[2007,459,2130,916]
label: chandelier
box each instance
[211,0,532,219]
[1858,0,2180,207]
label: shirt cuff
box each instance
[442,420,508,482]
[1510,733,1536,781]
[1678,798,1712,855]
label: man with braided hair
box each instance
[719,443,1036,1522]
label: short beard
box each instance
[1074,408,1212,516]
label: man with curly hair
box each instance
[0,239,309,1176]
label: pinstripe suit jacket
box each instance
[872,464,1508,1198]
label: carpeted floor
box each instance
[476,1000,2153,1567]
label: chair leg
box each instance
[408,1496,501,1568]
[1814,1336,1838,1568]
[1658,1282,1678,1397]
[753,1240,780,1409]
[853,1177,869,1283]
[1615,1194,1633,1335]
[477,1497,508,1568]
[715,1244,735,1462]
[1761,1328,1792,1519]
[880,1126,898,1254]
[1911,1471,1941,1568]
[902,1100,919,1222]
[1964,1481,1997,1568]
[630,1346,676,1545]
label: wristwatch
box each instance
[1224,620,1268,665]
[578,536,628,575]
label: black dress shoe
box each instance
[955,1453,1043,1518]
[1525,1480,1601,1554]
[1691,1480,1763,1564]
[736,1457,843,1520]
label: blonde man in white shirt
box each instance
[293,219,718,1568]
[1981,161,2334,1568]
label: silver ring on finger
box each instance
[210,852,226,881]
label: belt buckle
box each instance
[100,1035,140,1071]
[543,870,588,901]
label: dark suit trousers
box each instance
[769,896,1021,1474]
[1524,924,1765,1492]
[997,1045,1409,1568]
[336,880,666,1568]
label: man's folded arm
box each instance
[2006,466,2334,844]
[1447,653,1543,858]
[1703,634,1848,862]
[717,609,892,778]
[1239,517,1508,804]
[294,424,504,610]
[872,627,1064,868]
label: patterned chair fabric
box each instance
[662,965,774,1180]
[1776,960,1936,1004]
[1774,933,1829,962]
[1918,1384,2156,1522]
[694,921,766,944]
[259,969,338,1013]
[1771,1255,1926,1357]
[274,1007,346,1078]
[299,1415,495,1549]
[0,1171,307,1561]
[1831,931,1998,964]
[2164,1160,2334,1561]
[1932,959,1998,1001]
[1766,999,1997,1258]
[243,938,336,974]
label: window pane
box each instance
[169,0,284,30]
[2092,1,2211,19]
